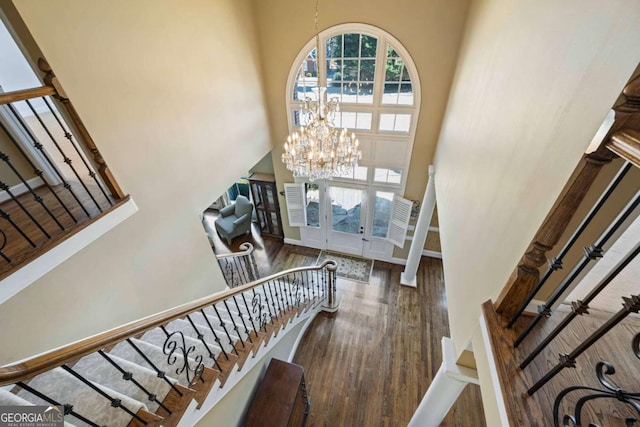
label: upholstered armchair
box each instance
[214,195,254,245]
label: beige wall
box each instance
[251,0,470,242]
[435,0,640,358]
[0,0,271,364]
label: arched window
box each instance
[286,23,420,188]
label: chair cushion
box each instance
[215,215,237,234]
[234,195,253,217]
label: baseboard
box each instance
[0,177,44,203]
[283,237,304,246]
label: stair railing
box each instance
[216,242,259,287]
[0,58,126,280]
[0,260,337,426]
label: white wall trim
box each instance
[479,313,510,427]
[0,177,44,203]
[422,250,442,259]
[283,237,304,246]
[0,197,138,305]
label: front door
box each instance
[327,184,367,256]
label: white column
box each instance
[408,337,479,427]
[401,165,436,287]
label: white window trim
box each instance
[0,198,138,304]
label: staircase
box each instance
[0,259,338,426]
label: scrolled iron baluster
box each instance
[251,291,268,332]
[161,328,205,387]
[553,333,640,427]
[0,229,10,263]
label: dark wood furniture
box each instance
[248,173,284,240]
[244,358,309,427]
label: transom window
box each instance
[286,24,420,191]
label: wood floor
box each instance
[204,217,487,426]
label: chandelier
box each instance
[281,0,361,182]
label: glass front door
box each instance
[327,184,367,256]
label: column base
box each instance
[400,271,417,288]
[321,296,340,313]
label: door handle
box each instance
[362,238,369,242]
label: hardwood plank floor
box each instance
[203,219,486,426]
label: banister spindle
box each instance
[16,381,100,427]
[125,338,184,397]
[231,295,253,343]
[184,314,222,369]
[222,299,246,348]
[514,190,640,348]
[212,304,239,355]
[527,294,640,395]
[0,112,78,223]
[25,98,103,214]
[0,179,50,239]
[508,160,634,328]
[98,350,173,416]
[61,364,148,425]
[42,97,113,206]
[0,209,36,248]
[520,241,640,369]
[198,308,229,361]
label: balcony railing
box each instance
[0,58,126,280]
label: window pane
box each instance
[327,59,342,84]
[326,35,342,58]
[372,191,394,237]
[341,112,357,129]
[387,168,402,184]
[330,186,362,234]
[343,59,358,81]
[387,45,399,58]
[342,83,357,103]
[293,49,317,101]
[355,112,372,130]
[358,83,374,104]
[395,114,411,132]
[305,183,320,227]
[382,83,399,104]
[374,168,403,184]
[359,59,375,81]
[344,34,360,57]
[401,65,411,81]
[360,35,377,57]
[385,60,402,82]
[379,114,395,131]
[354,166,368,180]
[398,83,414,105]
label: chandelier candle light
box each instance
[281,0,362,182]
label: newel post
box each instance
[322,262,339,313]
[38,58,125,200]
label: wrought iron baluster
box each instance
[222,299,246,347]
[0,151,64,231]
[521,242,640,369]
[277,276,290,311]
[212,304,239,355]
[98,350,173,415]
[159,326,205,386]
[527,294,640,395]
[0,209,35,247]
[0,179,50,239]
[250,290,268,332]
[25,99,102,213]
[125,339,184,397]
[42,97,112,206]
[231,295,253,343]
[265,281,280,319]
[0,229,9,262]
[61,364,148,425]
[552,333,640,427]
[184,315,222,370]
[259,284,278,322]
[508,161,633,328]
[198,308,229,361]
[515,191,640,348]
[240,292,259,334]
[5,103,86,219]
[16,381,100,427]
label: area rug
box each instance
[316,250,374,283]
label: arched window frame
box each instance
[285,23,421,192]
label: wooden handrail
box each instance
[0,86,56,105]
[216,242,254,259]
[0,260,337,386]
[608,129,640,169]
